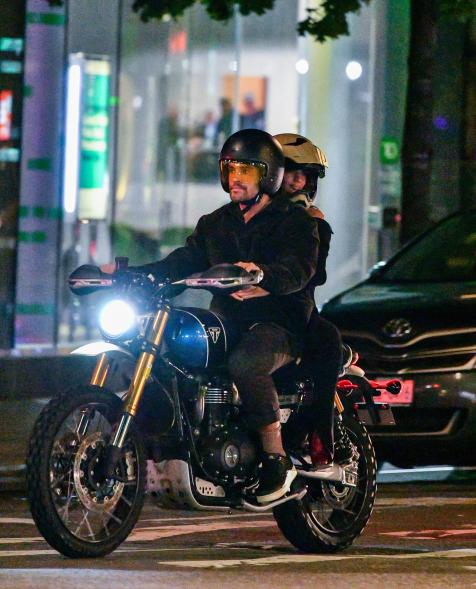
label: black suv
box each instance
[321,210,476,468]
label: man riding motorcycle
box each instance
[273,133,354,465]
[102,129,320,503]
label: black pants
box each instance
[228,323,296,430]
[301,309,342,456]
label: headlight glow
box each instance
[99,299,137,338]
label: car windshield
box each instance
[378,211,476,283]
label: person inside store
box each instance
[101,129,320,504]
[215,97,234,146]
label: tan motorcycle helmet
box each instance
[274,133,328,207]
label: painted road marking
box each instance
[381,528,476,540]
[0,496,473,530]
[139,512,273,523]
[0,549,60,557]
[0,537,43,544]
[0,546,475,564]
[0,546,218,558]
[375,497,476,508]
[158,548,476,569]
[0,514,270,528]
[0,519,277,553]
[0,518,35,525]
[128,519,276,542]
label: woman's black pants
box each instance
[301,309,342,456]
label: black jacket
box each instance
[135,197,319,336]
[272,188,333,289]
[309,216,333,288]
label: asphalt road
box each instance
[0,482,475,589]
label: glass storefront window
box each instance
[115,0,302,261]
[56,0,407,344]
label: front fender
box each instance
[71,341,135,360]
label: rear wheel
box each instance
[26,386,146,558]
[274,414,377,552]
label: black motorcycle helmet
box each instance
[219,129,284,195]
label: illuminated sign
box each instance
[0,90,13,141]
[63,54,111,220]
[78,59,111,220]
[0,37,24,54]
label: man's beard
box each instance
[230,183,258,202]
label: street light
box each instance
[345,60,363,81]
[295,59,309,75]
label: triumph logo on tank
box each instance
[207,327,221,344]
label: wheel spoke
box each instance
[104,509,123,525]
[51,471,68,488]
[56,485,75,523]
[102,515,111,537]
[335,506,357,516]
[74,509,97,540]
[323,516,337,531]
[73,510,89,537]
[83,510,96,540]
[119,493,132,507]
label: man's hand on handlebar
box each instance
[231,261,269,301]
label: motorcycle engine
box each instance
[195,381,258,480]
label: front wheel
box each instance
[274,414,377,552]
[26,386,146,558]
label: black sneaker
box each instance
[255,453,297,504]
[333,418,356,463]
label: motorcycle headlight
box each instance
[98,299,138,339]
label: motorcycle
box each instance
[26,259,399,558]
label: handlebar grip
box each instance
[249,268,264,283]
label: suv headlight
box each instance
[99,299,138,339]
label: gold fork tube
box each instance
[124,351,155,416]
[124,307,170,416]
[90,353,110,387]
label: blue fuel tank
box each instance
[164,307,236,369]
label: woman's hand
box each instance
[230,286,270,301]
[308,206,325,219]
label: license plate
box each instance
[373,379,414,405]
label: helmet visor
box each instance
[220,159,267,187]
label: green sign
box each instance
[0,37,24,53]
[78,59,111,220]
[380,136,400,164]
